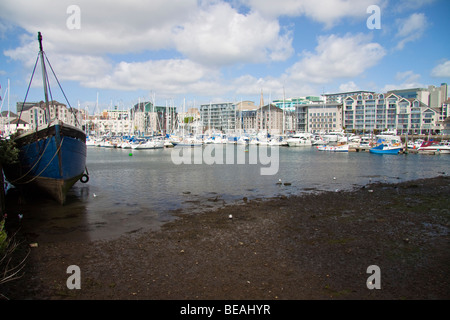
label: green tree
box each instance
[0,139,27,299]
[184,117,194,124]
[0,139,19,217]
[0,139,19,167]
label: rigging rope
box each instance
[10,137,65,185]
[44,53,81,127]
[16,54,40,130]
[8,136,52,184]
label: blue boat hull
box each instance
[369,144,401,154]
[4,124,87,204]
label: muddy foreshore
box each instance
[2,176,450,300]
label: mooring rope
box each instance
[9,137,51,184]
[10,137,65,185]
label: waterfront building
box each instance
[200,102,236,133]
[343,93,441,134]
[442,116,450,135]
[199,100,294,135]
[0,111,18,136]
[388,83,448,109]
[438,98,450,132]
[1,115,29,136]
[235,101,258,133]
[131,101,177,136]
[429,84,448,109]
[105,107,129,121]
[178,107,201,125]
[177,108,202,135]
[256,104,285,135]
[324,91,375,104]
[16,100,83,131]
[305,103,343,134]
[273,96,322,111]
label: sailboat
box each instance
[3,32,87,204]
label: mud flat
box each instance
[2,176,449,300]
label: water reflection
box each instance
[5,145,449,242]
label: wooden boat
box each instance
[3,32,87,204]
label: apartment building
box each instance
[388,83,448,109]
[15,100,83,131]
[130,101,177,135]
[305,103,343,133]
[200,102,236,132]
[343,93,441,134]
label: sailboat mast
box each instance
[7,79,10,136]
[38,32,51,125]
[283,87,286,135]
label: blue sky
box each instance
[1,0,449,114]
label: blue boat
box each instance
[369,144,402,154]
[3,32,87,204]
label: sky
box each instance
[0,0,449,114]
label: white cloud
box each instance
[395,70,421,83]
[0,0,197,55]
[286,33,386,84]
[1,0,296,97]
[395,13,428,50]
[394,0,435,12]
[339,81,359,92]
[241,0,385,28]
[173,1,293,66]
[1,0,293,65]
[431,60,450,78]
[381,70,424,92]
[83,59,221,95]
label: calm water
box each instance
[7,145,449,242]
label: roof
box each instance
[1,111,17,117]
[9,118,29,125]
[16,100,67,112]
[236,100,257,111]
[323,90,375,96]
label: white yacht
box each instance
[286,133,312,147]
[322,131,347,144]
[131,139,164,149]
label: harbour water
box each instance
[6,145,449,242]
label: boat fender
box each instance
[80,174,89,183]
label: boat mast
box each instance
[38,32,51,126]
[283,87,286,136]
[7,79,10,136]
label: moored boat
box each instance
[317,144,349,152]
[417,140,450,154]
[131,139,164,149]
[369,143,402,154]
[286,133,312,147]
[3,32,87,204]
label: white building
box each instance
[343,93,441,134]
[306,103,343,133]
[16,100,83,130]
